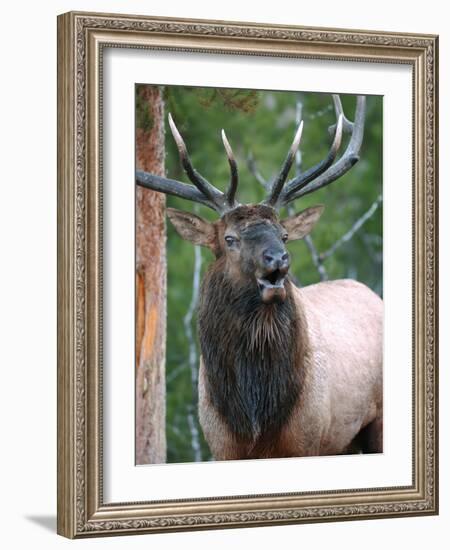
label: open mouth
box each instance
[257,269,285,289]
[257,269,287,303]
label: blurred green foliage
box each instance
[154,85,382,463]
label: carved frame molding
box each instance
[57,11,438,538]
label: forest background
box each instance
[136,85,383,463]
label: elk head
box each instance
[136,95,366,304]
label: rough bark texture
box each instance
[135,85,167,464]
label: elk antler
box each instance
[264,94,366,209]
[136,114,240,214]
[222,129,239,208]
[136,96,366,215]
[266,121,304,206]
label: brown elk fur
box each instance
[198,266,305,457]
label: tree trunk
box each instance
[135,85,167,464]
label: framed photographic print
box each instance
[57,11,439,538]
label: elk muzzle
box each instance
[257,247,290,304]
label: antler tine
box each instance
[265,120,304,207]
[137,115,244,215]
[221,129,240,208]
[280,114,343,204]
[167,114,225,207]
[280,95,366,205]
[330,94,354,134]
[247,152,270,189]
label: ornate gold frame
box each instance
[57,11,439,538]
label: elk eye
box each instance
[282,234,289,242]
[225,235,237,247]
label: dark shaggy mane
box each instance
[198,263,307,450]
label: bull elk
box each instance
[136,94,383,460]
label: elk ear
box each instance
[281,205,324,241]
[166,208,216,248]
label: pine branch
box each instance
[320,195,382,261]
[247,152,270,189]
[304,235,328,281]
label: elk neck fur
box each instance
[198,257,309,448]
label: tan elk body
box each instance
[137,94,383,460]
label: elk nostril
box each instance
[263,253,274,265]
